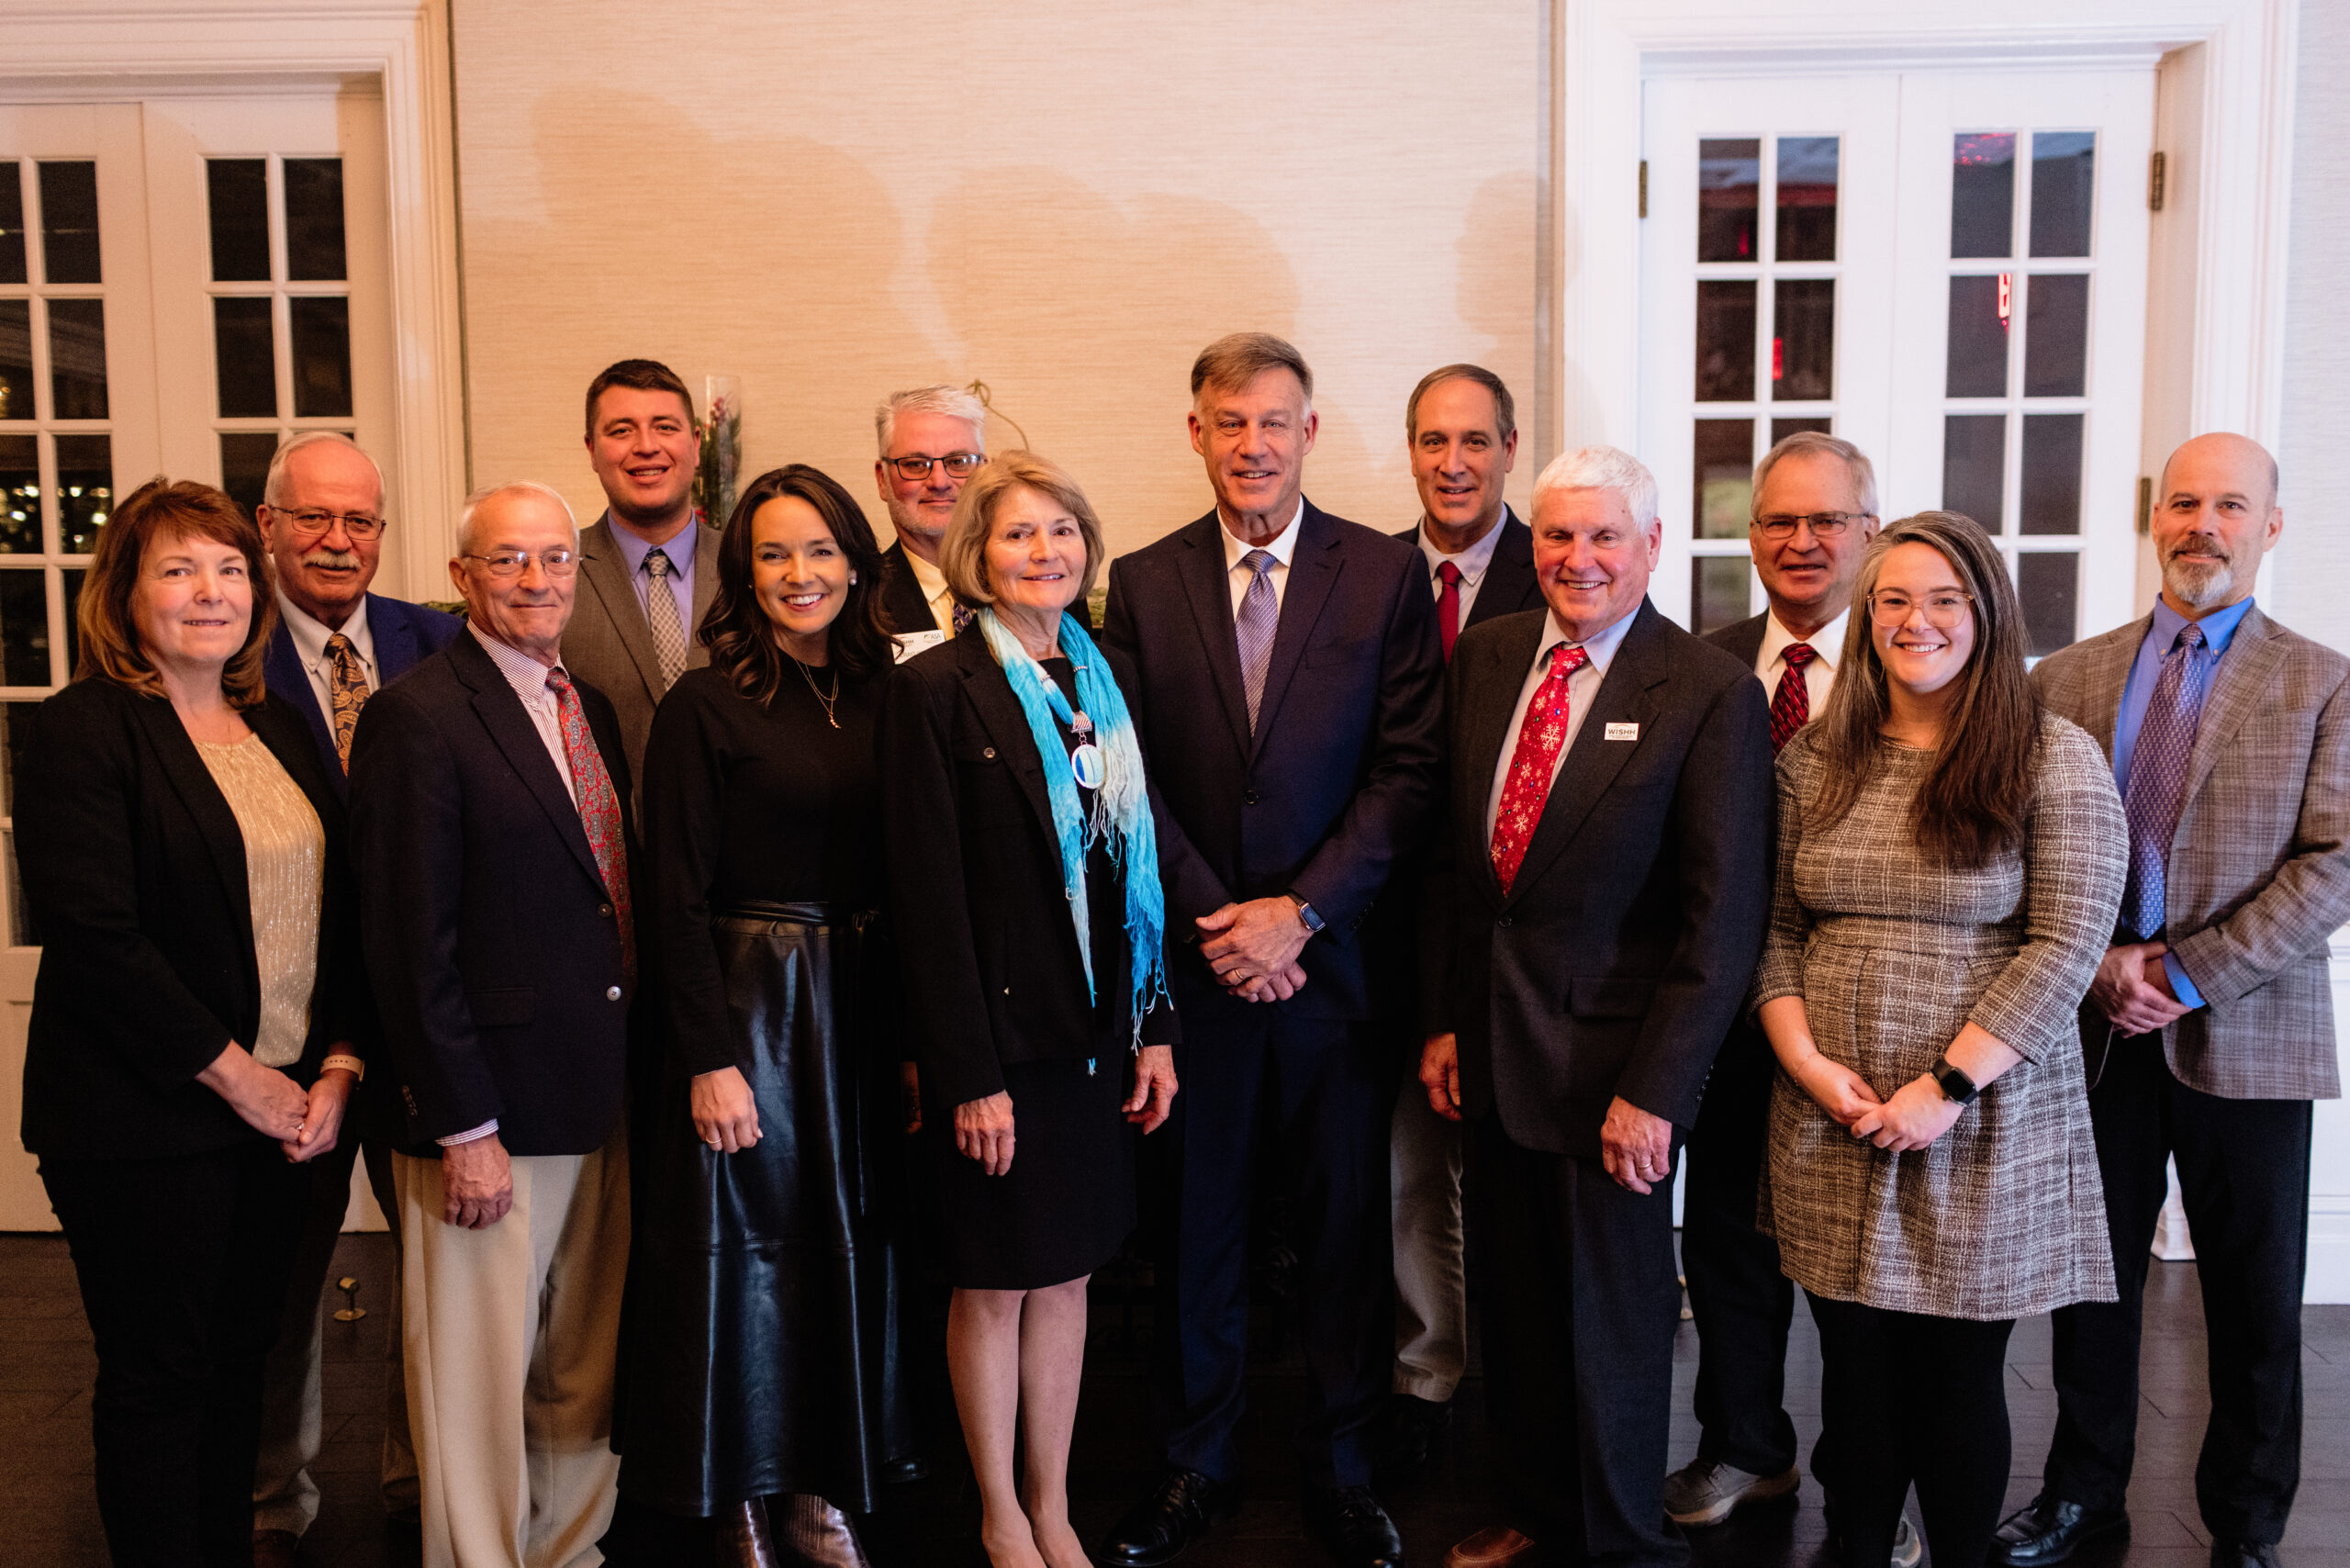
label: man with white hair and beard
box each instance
[2002,433,2350,1568]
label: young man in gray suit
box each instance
[2000,433,2350,1568]
[566,358,720,788]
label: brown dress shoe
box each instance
[1447,1525,1540,1568]
[719,1498,780,1568]
[252,1529,300,1568]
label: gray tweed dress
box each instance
[1755,716,2126,1321]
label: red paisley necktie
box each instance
[544,669,635,980]
[1769,642,1817,754]
[1489,644,1589,894]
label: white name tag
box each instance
[1605,722,1640,742]
[892,628,948,663]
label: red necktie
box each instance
[1436,561,1463,664]
[1769,642,1817,755]
[544,669,635,981]
[1489,644,1589,894]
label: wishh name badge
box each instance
[1605,722,1639,742]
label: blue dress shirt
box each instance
[608,515,698,634]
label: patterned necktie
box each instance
[544,669,635,980]
[324,632,370,773]
[1769,642,1817,755]
[2121,622,2210,940]
[1489,644,1590,894]
[643,547,688,690]
[1436,561,1463,665]
[950,602,976,635]
[1235,548,1279,733]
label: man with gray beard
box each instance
[2000,433,2350,1568]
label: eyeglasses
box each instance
[279,508,387,541]
[1753,511,1869,540]
[1867,588,1975,628]
[463,548,579,579]
[884,452,983,481]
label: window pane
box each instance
[0,570,50,685]
[46,298,106,420]
[61,567,84,675]
[284,159,347,281]
[1776,136,1839,262]
[1773,278,1833,401]
[1698,139,1761,263]
[2018,552,2077,657]
[219,431,278,521]
[1692,556,1752,636]
[1943,414,2007,530]
[0,299,31,420]
[2020,414,2085,535]
[53,433,111,554]
[1945,274,2009,398]
[214,297,277,418]
[206,158,271,283]
[1695,280,1756,402]
[0,164,23,286]
[38,162,100,285]
[1772,417,1832,443]
[2024,273,2089,398]
[0,435,35,554]
[2030,131,2096,258]
[1951,133,2017,260]
[1694,419,1753,539]
[289,297,352,418]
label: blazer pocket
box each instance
[465,987,536,1028]
[1566,976,1656,1017]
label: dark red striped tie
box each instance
[1436,561,1462,664]
[1769,643,1817,754]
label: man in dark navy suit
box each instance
[1099,333,1444,1568]
[249,431,460,1568]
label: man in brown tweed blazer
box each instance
[1999,433,2350,1568]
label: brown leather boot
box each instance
[718,1496,781,1568]
[778,1494,875,1568]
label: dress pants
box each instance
[1390,1076,1467,1403]
[1678,1021,1798,1477]
[395,1137,630,1568]
[1464,1115,1685,1566]
[1146,1002,1393,1488]
[2046,1031,2312,1544]
[40,1140,313,1568]
[254,1134,420,1535]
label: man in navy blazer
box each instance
[1099,334,1444,1568]
[249,431,460,1563]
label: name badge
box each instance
[892,628,948,663]
[1605,722,1639,742]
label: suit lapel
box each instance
[958,640,1061,857]
[2075,616,2147,759]
[1174,513,1254,756]
[130,696,256,965]
[1249,505,1342,756]
[369,595,423,684]
[1505,602,1669,903]
[2181,605,2286,809]
[689,520,722,646]
[578,517,664,701]
[449,635,608,890]
[1460,611,1546,903]
[263,622,338,771]
[1467,509,1539,629]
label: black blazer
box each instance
[1101,501,1446,1020]
[261,592,464,799]
[1421,600,1774,1156]
[16,679,367,1159]
[881,631,1178,1110]
[877,542,944,638]
[1391,507,1544,632]
[1706,610,1770,672]
[347,633,637,1156]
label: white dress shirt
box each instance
[277,592,377,720]
[1412,508,1510,626]
[1754,606,1848,712]
[1485,605,1640,841]
[903,548,956,634]
[1220,498,1307,616]
[470,624,576,805]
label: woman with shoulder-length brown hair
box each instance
[1752,510,2126,1568]
[17,478,368,1566]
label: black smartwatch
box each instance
[1930,1054,1980,1105]
[1287,892,1326,935]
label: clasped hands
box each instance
[1417,1032,1676,1194]
[1787,1054,1964,1152]
[1198,896,1312,1002]
[198,1040,356,1166]
[2087,939,2189,1036]
[953,1044,1180,1176]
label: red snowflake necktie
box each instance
[1489,644,1588,894]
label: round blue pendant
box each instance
[1070,742,1106,790]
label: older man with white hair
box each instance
[1419,446,1773,1568]
[873,384,988,637]
[349,482,638,1568]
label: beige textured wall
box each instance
[2274,0,2350,655]
[449,0,1544,557]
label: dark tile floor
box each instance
[5,1231,2348,1566]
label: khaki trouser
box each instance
[393,1136,628,1568]
[1390,1075,1468,1402]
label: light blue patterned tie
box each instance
[1235,548,1279,733]
[2121,622,2210,940]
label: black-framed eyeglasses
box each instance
[463,547,578,579]
[1752,510,1869,540]
[884,452,983,481]
[1867,588,1975,628]
[279,508,387,541]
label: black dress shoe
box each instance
[2210,1540,2283,1568]
[1306,1485,1404,1568]
[1099,1468,1237,1567]
[1991,1495,2128,1566]
[1376,1394,1453,1482]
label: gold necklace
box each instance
[791,656,842,729]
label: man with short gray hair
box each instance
[873,384,988,637]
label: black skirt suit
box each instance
[880,630,1178,1291]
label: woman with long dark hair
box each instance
[615,464,904,1567]
[1754,511,2125,1567]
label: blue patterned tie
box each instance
[1235,548,1279,733]
[2121,622,2210,940]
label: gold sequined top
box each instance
[196,734,325,1070]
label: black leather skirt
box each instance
[616,901,909,1517]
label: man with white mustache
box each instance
[2009,433,2350,1568]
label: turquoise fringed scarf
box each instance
[977,608,1169,1041]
